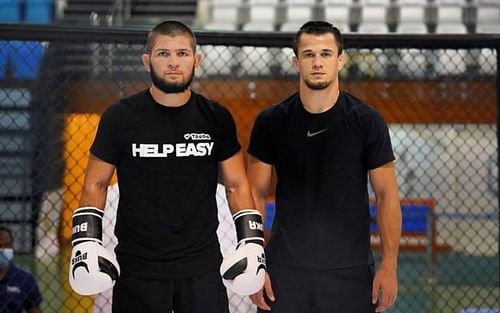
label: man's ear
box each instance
[194,52,201,69]
[142,54,151,72]
[338,52,346,71]
[292,55,299,71]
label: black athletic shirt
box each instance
[248,91,395,270]
[91,90,241,279]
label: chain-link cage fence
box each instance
[0,25,498,313]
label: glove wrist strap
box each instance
[71,207,104,246]
[233,209,264,246]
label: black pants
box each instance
[258,264,376,313]
[112,271,229,313]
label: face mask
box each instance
[0,248,14,269]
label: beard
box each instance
[150,65,195,94]
[304,78,332,90]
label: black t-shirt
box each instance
[91,90,241,279]
[248,91,395,270]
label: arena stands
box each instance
[203,0,500,34]
[1,0,496,34]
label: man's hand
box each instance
[372,266,398,312]
[250,273,275,311]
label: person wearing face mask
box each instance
[0,226,42,313]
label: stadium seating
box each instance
[475,5,500,33]
[281,5,314,30]
[325,0,352,4]
[127,0,198,27]
[9,41,45,80]
[397,5,428,32]
[205,2,241,30]
[200,0,500,37]
[245,4,277,29]
[25,0,53,23]
[476,23,500,33]
[0,0,21,22]
[0,41,8,79]
[357,5,390,33]
[324,5,350,32]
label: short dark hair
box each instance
[145,20,197,54]
[0,226,13,244]
[292,21,344,56]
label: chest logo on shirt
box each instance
[132,133,214,158]
[306,129,328,137]
[6,286,21,294]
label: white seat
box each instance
[332,22,350,33]
[435,23,467,33]
[210,5,240,24]
[287,0,317,4]
[203,22,238,31]
[357,22,389,33]
[242,22,274,31]
[400,6,426,24]
[437,5,463,24]
[248,5,276,23]
[437,0,465,5]
[399,0,426,5]
[477,0,500,5]
[212,0,242,4]
[476,23,500,33]
[476,6,500,25]
[280,21,307,31]
[396,22,428,33]
[248,0,279,4]
[284,5,313,25]
[325,5,350,28]
[361,0,390,5]
[361,5,387,23]
[324,0,352,4]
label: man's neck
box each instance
[299,83,340,114]
[149,86,191,107]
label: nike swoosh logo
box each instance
[307,129,328,137]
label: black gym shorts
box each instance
[257,264,377,313]
[112,271,229,313]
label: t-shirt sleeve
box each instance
[215,105,241,161]
[248,108,275,165]
[363,109,395,170]
[90,103,122,165]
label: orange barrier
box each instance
[59,114,117,313]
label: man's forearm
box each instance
[377,199,402,269]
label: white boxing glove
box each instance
[220,210,266,295]
[69,207,120,296]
